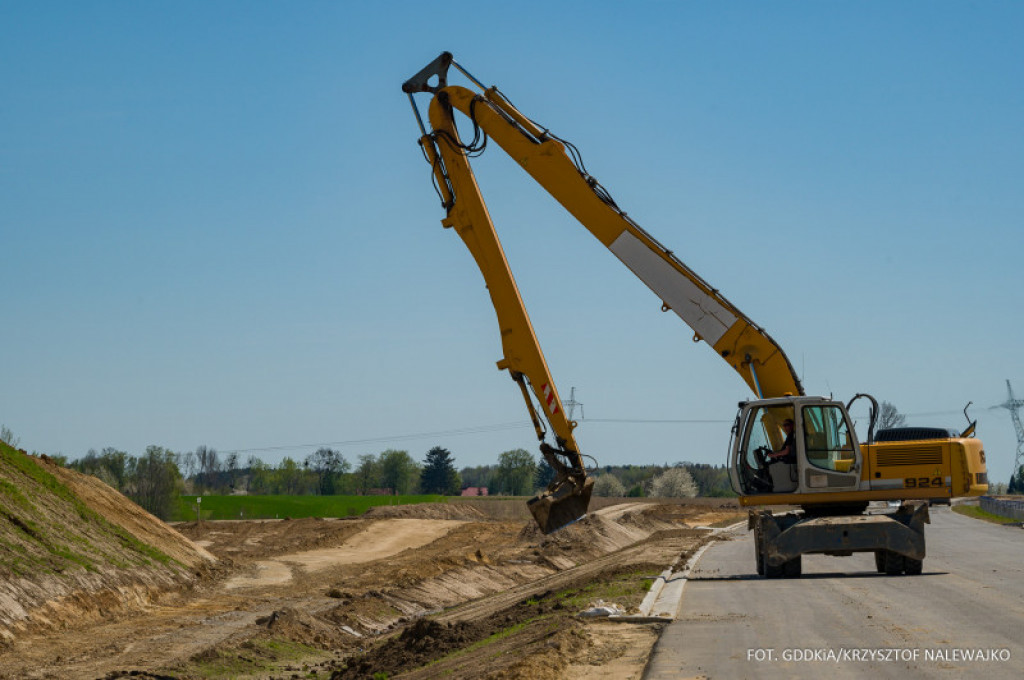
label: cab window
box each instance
[801,405,855,472]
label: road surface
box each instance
[646,507,1024,679]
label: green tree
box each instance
[421,446,461,495]
[1009,466,1024,495]
[276,457,305,495]
[616,464,659,490]
[685,463,736,497]
[247,455,272,494]
[379,449,420,495]
[355,454,382,494]
[102,447,129,489]
[494,449,536,496]
[626,484,645,497]
[70,447,129,491]
[305,448,350,495]
[535,458,556,490]
[129,446,183,520]
[459,465,496,489]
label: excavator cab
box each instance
[730,397,863,499]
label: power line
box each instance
[217,415,737,456]
[847,409,964,419]
[219,406,970,457]
[585,418,730,424]
[220,421,534,456]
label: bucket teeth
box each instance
[528,477,594,534]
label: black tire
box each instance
[782,556,802,578]
[754,527,765,576]
[905,558,923,575]
[883,551,905,575]
[764,559,785,578]
[874,550,886,573]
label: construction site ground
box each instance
[0,497,741,680]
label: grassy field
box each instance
[173,494,446,521]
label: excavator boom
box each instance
[403,52,801,532]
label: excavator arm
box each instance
[403,53,804,532]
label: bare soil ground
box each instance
[0,498,741,680]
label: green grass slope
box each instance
[0,441,212,646]
[0,441,173,578]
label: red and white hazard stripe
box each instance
[542,383,559,415]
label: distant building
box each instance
[364,488,393,496]
[461,487,488,497]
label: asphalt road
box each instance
[645,507,1024,679]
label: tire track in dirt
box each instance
[224,519,466,589]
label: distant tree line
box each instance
[46,437,736,521]
[460,456,734,498]
[1009,466,1024,495]
[59,444,467,519]
[65,446,183,520]
[579,463,733,498]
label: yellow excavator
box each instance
[402,53,987,575]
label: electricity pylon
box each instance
[997,380,1024,489]
[564,387,584,421]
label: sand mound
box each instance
[45,460,214,568]
[517,501,706,556]
[255,607,357,648]
[0,444,214,646]
[363,503,487,521]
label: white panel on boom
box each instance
[610,232,737,346]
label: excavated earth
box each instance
[0,447,741,680]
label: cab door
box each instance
[730,403,796,495]
[798,404,861,491]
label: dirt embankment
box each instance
[0,492,742,679]
[199,502,732,679]
[0,443,214,647]
[329,503,726,680]
[363,502,487,520]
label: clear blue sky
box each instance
[3,2,1022,481]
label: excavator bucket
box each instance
[528,476,594,534]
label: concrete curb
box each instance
[611,520,747,623]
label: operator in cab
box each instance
[768,419,797,464]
